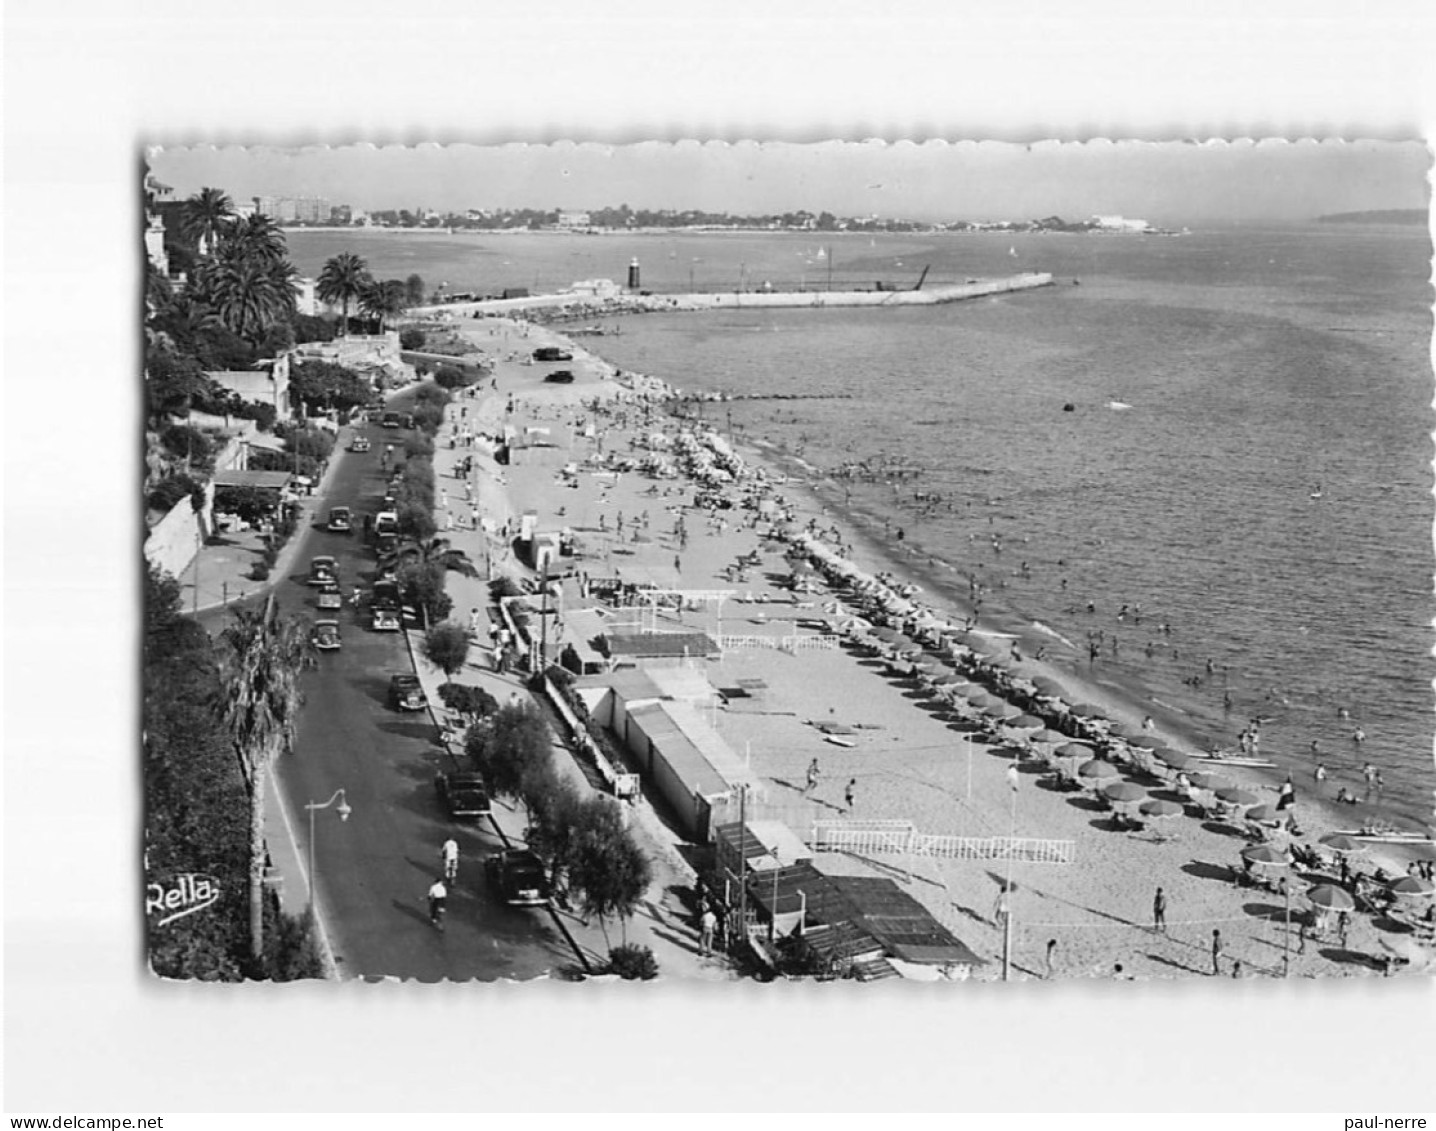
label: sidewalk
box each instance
[403,367,740,982]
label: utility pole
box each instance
[539,560,549,669]
[737,784,748,955]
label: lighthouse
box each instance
[627,257,641,291]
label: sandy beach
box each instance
[433,311,1435,982]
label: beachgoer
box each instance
[1276,777,1296,811]
[1210,930,1222,976]
[1314,763,1327,789]
[843,778,856,813]
[1231,961,1243,979]
[804,758,820,795]
[1353,727,1366,745]
[1153,887,1167,934]
[699,908,717,956]
[1045,938,1057,979]
[1142,715,1154,732]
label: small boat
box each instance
[825,735,857,748]
[1335,826,1436,844]
[1107,400,1132,411]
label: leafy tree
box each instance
[223,212,287,267]
[404,274,426,306]
[396,560,452,627]
[145,344,214,423]
[568,796,652,946]
[433,364,477,390]
[399,327,426,351]
[181,186,236,259]
[422,622,471,684]
[379,534,476,580]
[437,682,498,719]
[466,701,551,810]
[606,943,659,980]
[196,251,295,344]
[289,360,373,416]
[317,252,370,334]
[219,602,317,964]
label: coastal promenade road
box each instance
[200,417,569,980]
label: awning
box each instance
[213,470,294,490]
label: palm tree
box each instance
[221,597,316,967]
[358,278,408,333]
[379,534,479,578]
[202,254,292,344]
[317,252,370,334]
[224,212,288,267]
[181,187,236,260]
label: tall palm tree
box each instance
[221,598,316,966]
[317,252,370,334]
[181,187,236,260]
[224,212,288,267]
[358,278,408,333]
[202,254,291,344]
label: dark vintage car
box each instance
[381,411,403,429]
[315,579,344,610]
[532,346,573,362]
[486,849,550,907]
[308,555,338,586]
[435,772,491,820]
[327,506,353,533]
[311,619,342,651]
[388,673,427,711]
[543,369,575,384]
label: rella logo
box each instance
[146,873,221,927]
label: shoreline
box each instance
[555,331,1435,879]
[447,313,1435,980]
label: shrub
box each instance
[491,576,523,601]
[434,365,476,391]
[159,424,216,470]
[397,561,452,626]
[399,328,426,351]
[249,561,271,581]
[403,432,435,459]
[397,502,437,541]
[410,403,445,435]
[147,474,203,514]
[438,682,498,718]
[422,622,472,683]
[606,943,659,981]
[277,423,336,463]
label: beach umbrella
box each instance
[1068,703,1108,719]
[1031,729,1068,746]
[1109,722,1144,739]
[1241,844,1289,869]
[1389,876,1436,898]
[1188,772,1230,793]
[987,702,1024,722]
[931,671,966,687]
[1154,748,1194,771]
[872,626,905,645]
[913,655,945,673]
[1216,788,1261,807]
[1006,714,1046,731]
[1056,742,1094,760]
[1103,782,1145,805]
[1319,834,1368,855]
[1031,676,1066,698]
[1245,804,1281,824]
[1078,759,1120,782]
[963,691,997,709]
[1306,884,1356,912]
[1128,735,1164,750]
[1139,799,1184,819]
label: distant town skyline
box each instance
[148,139,1429,227]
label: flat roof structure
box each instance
[213,470,294,491]
[603,631,720,660]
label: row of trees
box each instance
[465,700,653,955]
[144,566,323,979]
[316,253,424,333]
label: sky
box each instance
[149,138,1429,226]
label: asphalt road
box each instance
[200,413,570,980]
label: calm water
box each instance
[290,226,1436,824]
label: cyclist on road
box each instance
[427,878,448,930]
[440,838,459,885]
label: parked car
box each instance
[543,369,575,384]
[315,579,344,610]
[371,580,402,631]
[374,510,399,538]
[308,556,338,586]
[532,346,572,362]
[435,772,490,820]
[348,436,371,453]
[327,506,353,533]
[311,620,342,651]
[388,673,427,711]
[486,849,550,907]
[381,411,403,429]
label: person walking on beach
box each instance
[1045,938,1058,979]
[1276,776,1296,811]
[1314,763,1327,791]
[804,758,820,795]
[699,907,717,957]
[843,778,856,813]
[1153,887,1167,934]
[1210,929,1223,976]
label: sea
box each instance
[287,224,1436,829]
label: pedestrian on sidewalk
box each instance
[427,878,448,929]
[1045,938,1057,979]
[699,907,717,956]
[1210,929,1222,976]
[843,778,856,813]
[440,837,459,884]
[1153,887,1167,934]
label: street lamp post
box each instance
[305,789,352,907]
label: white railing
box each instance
[809,821,1074,865]
[717,633,841,652]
